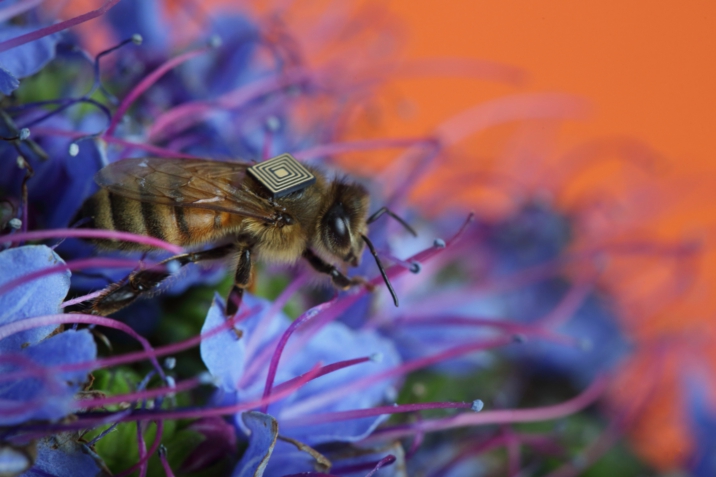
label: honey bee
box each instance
[76,154,415,316]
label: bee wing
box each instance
[95,158,275,221]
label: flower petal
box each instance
[24,434,108,477]
[0,329,96,425]
[0,25,58,93]
[232,411,278,477]
[0,245,70,353]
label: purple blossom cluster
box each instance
[0,1,671,476]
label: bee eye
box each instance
[324,203,351,249]
[333,216,347,238]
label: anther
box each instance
[433,238,446,248]
[471,399,485,412]
[208,35,222,48]
[164,357,176,370]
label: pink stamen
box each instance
[60,290,104,309]
[366,375,608,441]
[243,272,308,365]
[282,400,477,428]
[260,300,335,412]
[159,445,176,477]
[0,257,146,297]
[332,453,398,476]
[262,130,273,160]
[105,45,214,137]
[147,68,315,141]
[548,136,664,194]
[137,420,148,477]
[281,336,513,419]
[266,215,475,381]
[73,376,204,410]
[0,313,165,381]
[393,316,578,347]
[271,357,372,395]
[535,277,595,328]
[293,137,432,161]
[436,93,589,148]
[0,306,255,380]
[29,127,204,159]
[365,455,397,477]
[115,421,163,477]
[1,229,183,253]
[0,0,121,54]
[71,363,323,430]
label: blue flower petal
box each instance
[0,64,19,95]
[0,26,59,94]
[105,0,168,51]
[0,445,31,475]
[275,323,402,445]
[21,434,107,477]
[687,379,716,477]
[0,245,70,353]
[232,411,278,477]
[201,293,289,395]
[0,329,96,425]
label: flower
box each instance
[0,1,683,476]
[0,245,97,425]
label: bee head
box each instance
[319,181,370,267]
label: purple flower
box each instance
[20,434,108,477]
[0,245,97,426]
[374,204,628,387]
[0,24,59,95]
[687,378,716,477]
[200,292,402,449]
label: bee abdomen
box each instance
[78,189,243,250]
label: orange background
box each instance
[381,1,715,172]
[378,1,716,470]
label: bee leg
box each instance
[302,249,374,292]
[226,244,254,316]
[90,243,237,316]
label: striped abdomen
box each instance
[79,189,242,250]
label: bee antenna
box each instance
[361,234,399,307]
[367,207,417,237]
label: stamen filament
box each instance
[365,375,607,441]
[282,400,478,428]
[0,228,183,253]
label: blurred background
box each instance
[350,1,716,471]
